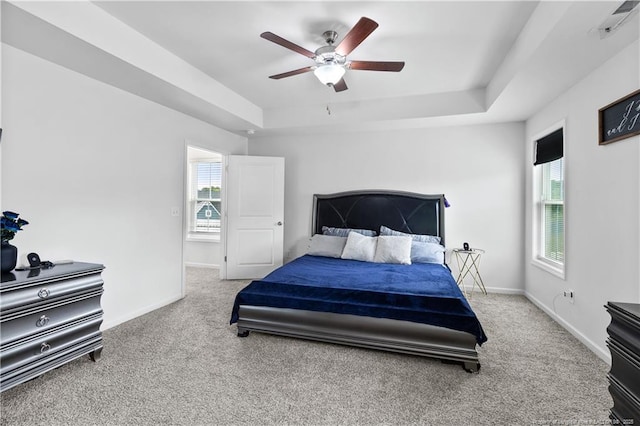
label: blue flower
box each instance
[2,211,18,220]
[1,211,28,243]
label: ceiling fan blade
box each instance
[349,60,405,72]
[260,32,316,59]
[268,66,315,80]
[335,17,379,56]
[332,78,348,92]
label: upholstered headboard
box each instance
[312,190,446,246]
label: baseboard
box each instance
[460,285,524,295]
[524,291,611,365]
[184,262,219,269]
[100,293,184,331]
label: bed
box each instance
[230,190,487,372]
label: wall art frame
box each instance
[598,89,640,145]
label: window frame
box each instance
[186,154,223,243]
[531,122,566,279]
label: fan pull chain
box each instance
[326,104,331,115]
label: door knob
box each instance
[277,221,283,226]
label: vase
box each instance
[1,242,18,273]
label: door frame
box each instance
[181,140,230,294]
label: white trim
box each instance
[532,257,565,280]
[180,143,187,299]
[460,285,525,295]
[184,262,220,269]
[186,232,220,242]
[525,290,611,365]
[219,155,229,279]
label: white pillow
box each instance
[411,241,446,264]
[307,234,347,258]
[341,231,378,262]
[374,235,412,265]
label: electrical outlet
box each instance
[171,207,180,217]
[563,290,575,304]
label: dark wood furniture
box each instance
[606,301,640,423]
[235,190,482,372]
[1,262,104,392]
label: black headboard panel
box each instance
[312,190,445,246]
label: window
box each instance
[187,147,223,241]
[533,126,565,277]
[540,158,564,263]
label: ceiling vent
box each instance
[595,0,639,38]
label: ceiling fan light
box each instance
[313,64,346,85]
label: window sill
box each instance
[186,233,220,243]
[532,257,565,280]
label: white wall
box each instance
[249,122,526,293]
[525,40,640,362]
[1,45,247,329]
[183,240,220,268]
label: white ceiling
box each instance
[3,1,639,137]
[95,1,536,108]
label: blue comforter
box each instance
[230,255,487,345]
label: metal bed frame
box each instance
[235,190,481,372]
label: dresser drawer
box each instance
[0,274,103,314]
[609,338,640,396]
[0,290,103,346]
[0,315,103,375]
[0,333,102,393]
[609,375,640,422]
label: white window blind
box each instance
[190,161,222,234]
[540,158,564,263]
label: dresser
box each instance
[0,262,104,392]
[606,301,640,423]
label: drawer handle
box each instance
[40,342,51,353]
[36,315,50,327]
[37,288,50,299]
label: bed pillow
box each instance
[322,226,376,237]
[373,235,412,265]
[411,241,446,264]
[307,234,347,258]
[379,225,441,244]
[341,231,378,262]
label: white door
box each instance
[225,155,285,279]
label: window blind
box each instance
[191,161,222,233]
[544,203,564,263]
[534,128,563,165]
[540,156,564,264]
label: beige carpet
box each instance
[0,267,611,425]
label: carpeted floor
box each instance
[0,267,612,425]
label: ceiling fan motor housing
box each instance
[314,45,346,66]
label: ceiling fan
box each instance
[260,17,405,92]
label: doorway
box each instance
[184,145,224,272]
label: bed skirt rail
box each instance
[236,305,481,373]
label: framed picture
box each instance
[598,89,640,145]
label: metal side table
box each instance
[453,248,486,296]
